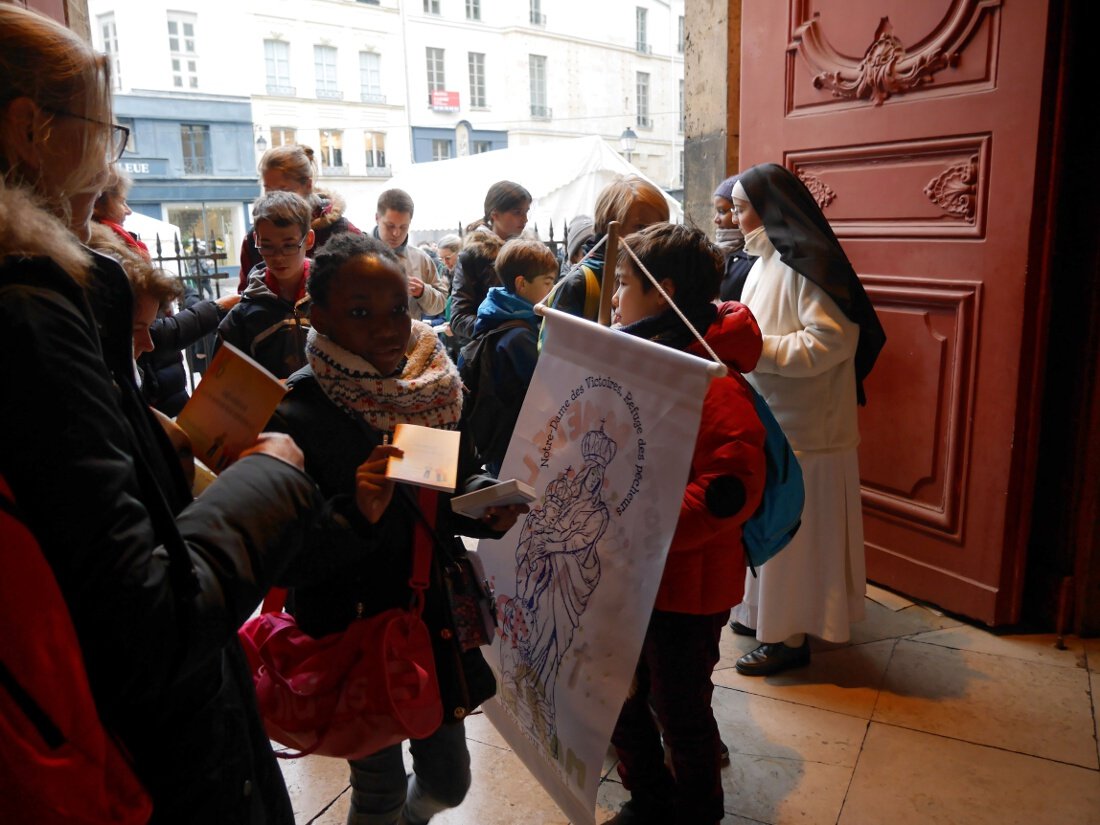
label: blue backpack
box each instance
[742,386,804,574]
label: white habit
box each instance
[731,227,866,643]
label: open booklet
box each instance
[175,342,287,474]
[385,423,461,493]
[450,479,536,519]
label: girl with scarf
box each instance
[268,233,525,825]
[728,163,886,676]
[712,173,756,301]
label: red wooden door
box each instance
[739,0,1055,624]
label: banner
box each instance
[477,308,719,825]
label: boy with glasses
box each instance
[217,191,315,377]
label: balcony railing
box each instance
[321,164,349,176]
[530,104,552,119]
[636,115,653,129]
[266,84,296,96]
[365,166,392,177]
[530,11,546,26]
[360,91,387,104]
[316,88,344,100]
[636,42,653,54]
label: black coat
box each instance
[217,271,311,380]
[448,229,503,343]
[269,368,500,723]
[719,249,756,302]
[140,286,224,416]
[0,250,319,824]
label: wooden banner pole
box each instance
[598,220,620,326]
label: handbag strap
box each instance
[409,488,437,611]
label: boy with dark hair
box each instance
[217,190,315,378]
[374,188,447,322]
[460,237,558,475]
[607,223,767,825]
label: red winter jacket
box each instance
[654,301,767,614]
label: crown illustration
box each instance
[581,423,617,468]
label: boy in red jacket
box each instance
[607,223,767,825]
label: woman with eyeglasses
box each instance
[0,7,319,822]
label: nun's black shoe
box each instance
[735,639,810,676]
[728,619,756,636]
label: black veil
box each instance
[740,163,886,405]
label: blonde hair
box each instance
[259,144,317,191]
[0,5,113,231]
[593,175,669,236]
[496,238,558,293]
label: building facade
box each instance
[89,0,684,242]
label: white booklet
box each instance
[385,423,461,492]
[450,479,536,519]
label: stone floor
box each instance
[279,585,1100,824]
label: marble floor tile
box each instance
[277,752,349,823]
[714,639,895,720]
[713,684,864,824]
[839,723,1100,825]
[865,583,915,612]
[874,639,1098,768]
[909,623,1088,669]
[845,600,963,647]
[1085,637,1100,672]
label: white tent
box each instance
[123,211,185,277]
[383,135,682,238]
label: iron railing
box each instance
[145,233,229,391]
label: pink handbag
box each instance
[238,489,444,760]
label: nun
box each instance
[728,163,886,675]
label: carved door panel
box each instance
[739,0,1054,624]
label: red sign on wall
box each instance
[430,90,460,112]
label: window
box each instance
[271,127,296,148]
[360,52,384,103]
[426,47,445,99]
[99,13,121,90]
[678,15,685,54]
[167,13,198,89]
[468,52,486,108]
[472,140,493,154]
[315,45,340,99]
[529,54,549,118]
[118,117,137,153]
[636,72,651,128]
[180,124,210,174]
[679,79,685,133]
[466,0,480,21]
[365,132,387,170]
[319,129,344,170]
[423,0,440,14]
[264,40,293,96]
[636,7,649,53]
[679,151,684,186]
[432,139,453,162]
[529,0,545,26]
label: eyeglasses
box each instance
[40,108,130,162]
[254,234,308,258]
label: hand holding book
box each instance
[355,443,403,524]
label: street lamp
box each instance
[255,133,268,153]
[619,126,638,165]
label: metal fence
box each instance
[144,233,230,392]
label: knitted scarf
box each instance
[305,321,463,435]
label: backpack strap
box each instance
[581,265,601,320]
